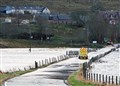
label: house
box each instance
[99,11,120,20]
[21,19,29,25]
[39,13,50,20]
[49,13,75,24]
[15,6,50,14]
[0,5,50,15]
[99,10,120,25]
[58,14,72,23]
[0,6,15,14]
[4,17,12,23]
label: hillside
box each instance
[0,0,120,48]
[0,0,120,13]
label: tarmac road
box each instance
[3,57,87,86]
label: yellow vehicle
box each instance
[79,47,88,59]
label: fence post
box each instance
[42,60,44,66]
[119,76,120,85]
[45,59,46,65]
[102,75,104,84]
[94,73,95,82]
[49,58,51,64]
[39,61,41,67]
[29,66,31,69]
[99,74,101,83]
[96,74,98,82]
[24,67,26,71]
[109,76,110,84]
[54,57,56,62]
[89,73,90,80]
[55,58,57,62]
[46,59,48,65]
[57,56,59,61]
[35,61,38,69]
[91,73,93,81]
[83,62,87,79]
[112,76,114,84]
[106,75,107,84]
[52,58,54,62]
[86,72,88,80]
[116,76,118,85]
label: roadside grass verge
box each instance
[68,69,117,86]
[0,69,35,86]
[68,70,96,86]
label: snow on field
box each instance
[0,48,79,72]
[0,46,117,72]
[88,46,115,60]
[89,48,120,76]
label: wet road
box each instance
[3,57,87,86]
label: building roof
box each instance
[39,14,50,19]
[0,6,15,11]
[58,14,71,20]
[50,13,71,21]
[15,6,46,11]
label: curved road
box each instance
[3,57,87,86]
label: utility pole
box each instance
[0,48,2,72]
[71,40,72,47]
[29,25,33,52]
[85,16,90,45]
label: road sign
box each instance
[93,41,97,44]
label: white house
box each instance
[0,6,51,14]
[21,19,30,25]
[42,7,50,14]
[4,17,12,23]
[15,6,50,14]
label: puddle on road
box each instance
[50,63,80,68]
[47,75,69,80]
[50,65,63,68]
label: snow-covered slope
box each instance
[89,48,120,76]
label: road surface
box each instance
[3,57,86,86]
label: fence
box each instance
[3,54,75,73]
[85,72,120,85]
[34,55,71,69]
[66,51,79,56]
[82,46,119,85]
[87,47,117,68]
[66,48,97,57]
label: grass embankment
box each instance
[68,69,117,86]
[68,70,96,86]
[0,69,35,86]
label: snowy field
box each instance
[0,46,117,72]
[0,48,79,72]
[89,48,120,76]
